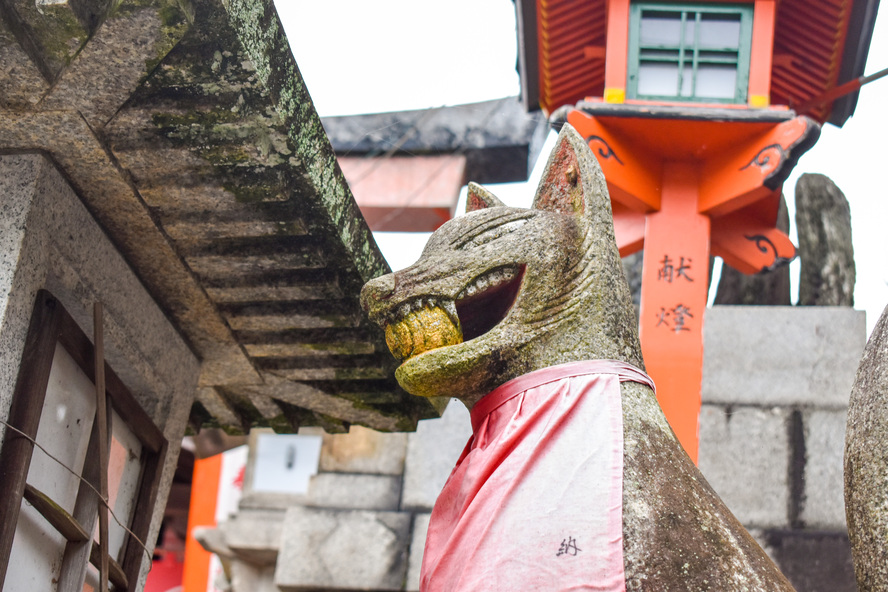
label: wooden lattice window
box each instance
[628,2,754,103]
[0,291,167,591]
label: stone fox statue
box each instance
[361,125,795,590]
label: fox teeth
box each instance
[457,267,518,300]
[441,300,458,325]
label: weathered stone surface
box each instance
[209,508,285,566]
[802,409,847,529]
[402,400,471,510]
[318,426,408,476]
[714,195,792,305]
[196,386,243,429]
[275,507,410,591]
[407,513,431,592]
[304,473,401,511]
[764,531,856,592]
[238,375,417,432]
[239,470,401,512]
[231,563,278,592]
[621,381,794,590]
[42,0,191,127]
[4,0,91,81]
[844,302,888,590]
[715,262,792,305]
[0,99,260,391]
[0,15,49,106]
[0,154,199,430]
[702,306,865,408]
[0,155,50,429]
[699,405,791,528]
[362,126,644,406]
[795,173,855,306]
[0,0,439,432]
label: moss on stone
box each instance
[16,0,89,77]
[111,0,431,432]
[266,413,296,434]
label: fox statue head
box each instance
[361,124,643,408]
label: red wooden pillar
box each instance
[639,163,710,463]
[603,0,630,104]
[567,108,816,464]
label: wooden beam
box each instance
[94,302,110,592]
[22,484,89,543]
[90,541,128,591]
[0,291,62,588]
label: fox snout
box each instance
[360,272,396,319]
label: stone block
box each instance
[219,509,285,566]
[402,400,473,510]
[801,409,848,529]
[317,426,408,475]
[698,404,790,528]
[702,306,865,408]
[763,530,856,592]
[306,473,401,511]
[231,562,278,592]
[275,506,411,591]
[241,473,402,512]
[407,513,431,592]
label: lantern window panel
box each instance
[628,2,754,103]
[0,291,167,591]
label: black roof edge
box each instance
[321,97,550,185]
[829,0,881,127]
[571,101,797,123]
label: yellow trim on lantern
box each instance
[748,94,770,108]
[604,88,626,104]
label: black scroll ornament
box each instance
[744,234,797,272]
[584,135,624,165]
[740,143,786,173]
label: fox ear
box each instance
[465,182,506,212]
[531,124,611,221]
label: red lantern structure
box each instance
[515,0,880,461]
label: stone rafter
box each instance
[0,0,438,432]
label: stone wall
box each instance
[207,306,865,591]
[699,306,865,591]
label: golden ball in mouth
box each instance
[385,306,463,361]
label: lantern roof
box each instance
[515,0,880,127]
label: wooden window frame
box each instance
[0,290,167,590]
[627,1,754,104]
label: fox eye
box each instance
[464,219,527,248]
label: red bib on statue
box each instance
[420,360,654,591]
